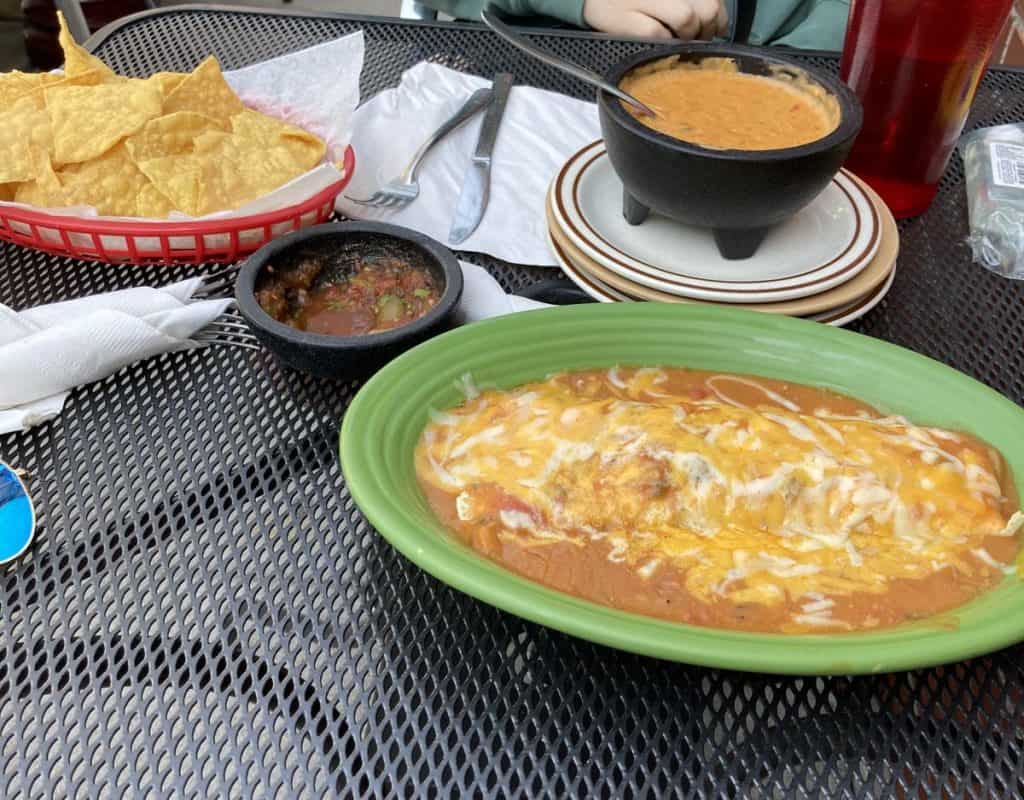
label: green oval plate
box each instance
[340,304,1024,675]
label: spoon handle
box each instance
[480,6,656,117]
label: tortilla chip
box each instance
[162,56,244,124]
[46,81,162,165]
[0,184,15,202]
[137,125,302,217]
[14,157,66,208]
[0,101,52,183]
[125,111,225,162]
[0,71,48,108]
[186,128,311,213]
[136,182,177,218]
[57,11,116,80]
[1,70,106,113]
[44,69,106,93]
[147,72,187,97]
[230,109,326,172]
[9,91,46,111]
[58,144,152,216]
[136,156,204,216]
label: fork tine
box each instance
[196,336,264,352]
[345,187,415,209]
[206,313,249,324]
[344,192,380,207]
[207,323,254,334]
[200,319,258,336]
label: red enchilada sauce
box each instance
[415,368,1021,634]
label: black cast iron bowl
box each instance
[598,43,863,259]
[235,222,463,379]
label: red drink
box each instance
[840,0,1012,218]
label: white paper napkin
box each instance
[224,32,363,160]
[457,262,549,323]
[341,63,601,266]
[0,283,231,434]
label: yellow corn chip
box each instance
[0,101,52,183]
[14,157,66,208]
[46,81,162,165]
[172,129,310,214]
[0,71,48,107]
[147,72,187,97]
[162,56,244,124]
[136,182,176,218]
[8,89,45,111]
[58,144,151,216]
[136,157,204,216]
[230,109,326,171]
[125,111,224,162]
[2,69,105,113]
[138,134,300,217]
[57,12,116,80]
[44,69,106,93]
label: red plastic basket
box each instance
[0,146,356,265]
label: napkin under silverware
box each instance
[0,280,232,435]
[340,63,601,266]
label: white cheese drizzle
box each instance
[706,375,801,412]
[971,547,1017,575]
[455,372,479,400]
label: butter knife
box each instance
[449,73,514,245]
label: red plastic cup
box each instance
[840,0,1012,218]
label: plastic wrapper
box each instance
[961,123,1024,279]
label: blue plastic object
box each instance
[0,463,34,563]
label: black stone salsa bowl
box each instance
[236,222,463,379]
[598,43,863,259]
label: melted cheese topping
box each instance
[416,368,1019,632]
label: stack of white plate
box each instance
[547,140,899,326]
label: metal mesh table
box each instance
[2,8,1024,797]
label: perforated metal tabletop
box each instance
[2,8,1024,797]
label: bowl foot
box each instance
[713,227,768,260]
[622,190,650,226]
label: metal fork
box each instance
[194,263,242,299]
[194,316,262,351]
[345,87,493,210]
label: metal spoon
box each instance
[480,6,659,118]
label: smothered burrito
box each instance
[416,368,1021,633]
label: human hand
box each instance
[583,0,728,41]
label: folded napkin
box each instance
[0,280,231,434]
[457,262,549,323]
[341,63,601,266]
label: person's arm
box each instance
[420,0,728,40]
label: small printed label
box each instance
[990,142,1024,188]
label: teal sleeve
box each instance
[746,0,849,50]
[420,0,587,27]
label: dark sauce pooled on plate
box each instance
[256,237,441,336]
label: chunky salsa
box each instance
[257,255,441,337]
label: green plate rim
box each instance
[340,303,1024,675]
